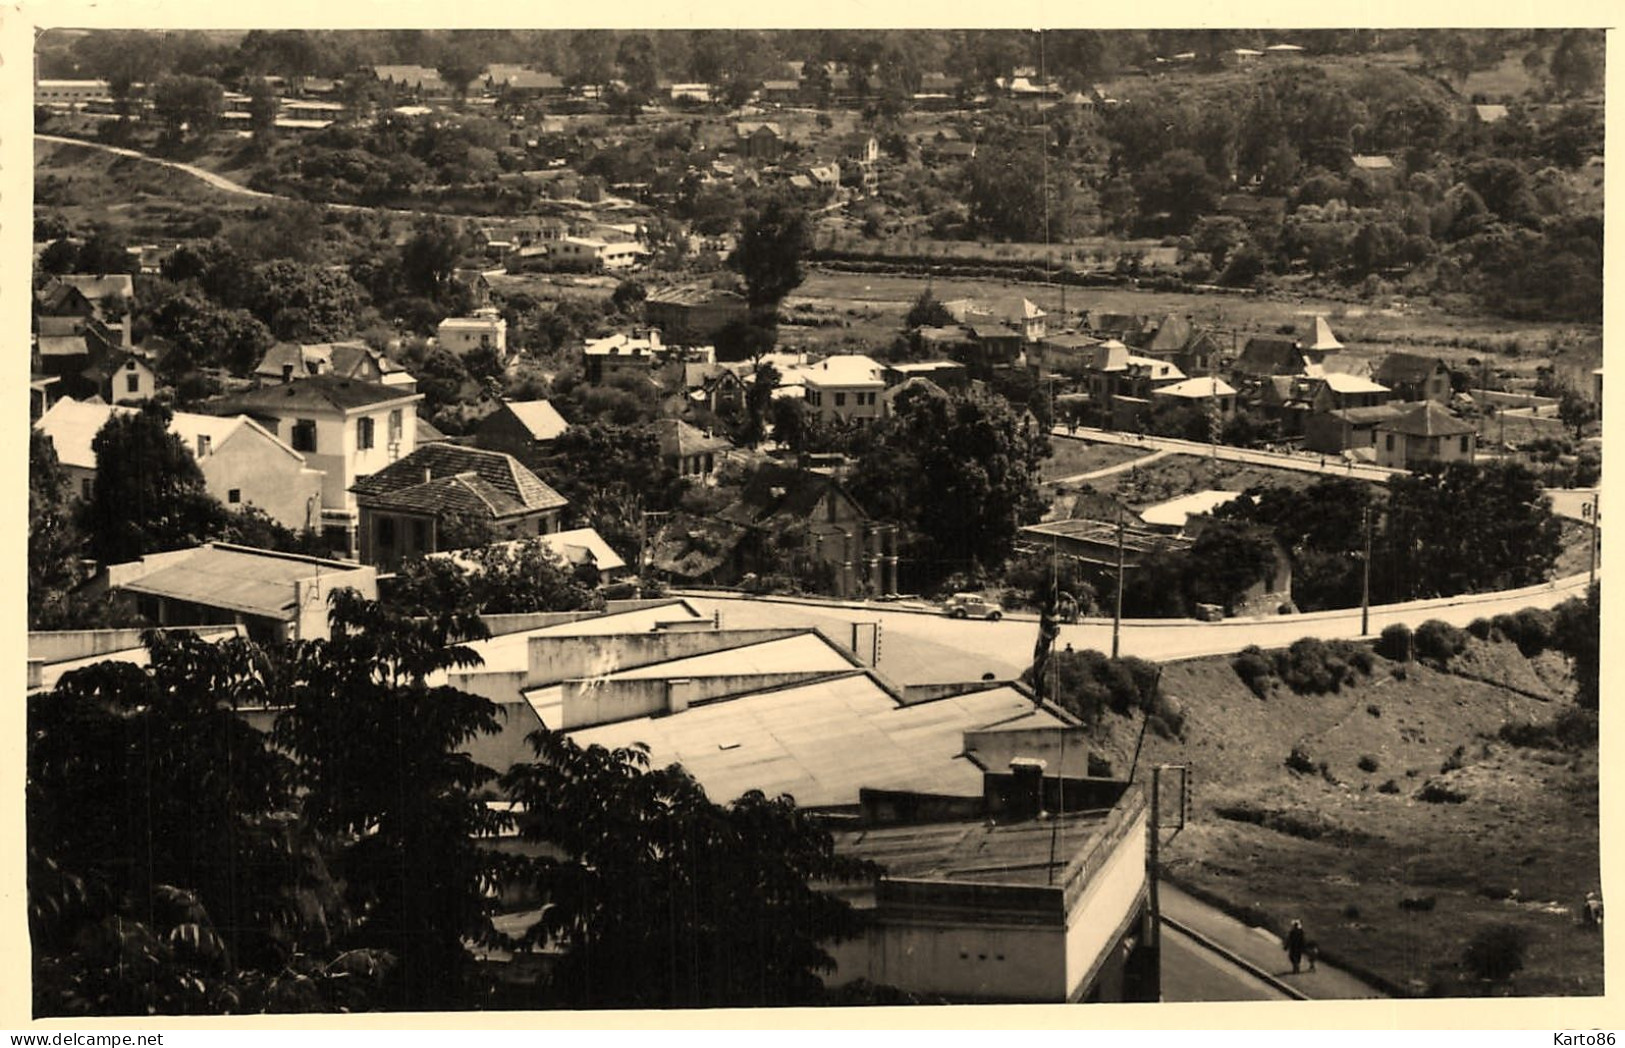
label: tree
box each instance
[849,385,1049,581]
[434,39,485,103]
[29,431,93,629]
[75,230,134,276]
[1133,149,1219,234]
[30,631,387,1015]
[729,194,810,332]
[1185,520,1280,612]
[904,289,956,330]
[1548,30,1602,98]
[390,538,605,617]
[1378,462,1563,603]
[81,403,228,567]
[147,294,276,376]
[151,74,224,140]
[272,591,509,1010]
[246,260,366,342]
[38,238,79,275]
[1558,389,1597,439]
[1551,583,1600,710]
[963,136,1079,242]
[401,221,468,302]
[499,733,873,1008]
[247,77,279,150]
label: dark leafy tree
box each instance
[729,194,810,332]
[500,733,874,1008]
[390,538,605,617]
[151,74,224,140]
[30,631,385,1015]
[1184,520,1280,612]
[904,289,956,330]
[81,403,229,567]
[272,591,509,1011]
[248,78,279,150]
[29,431,97,629]
[849,384,1049,581]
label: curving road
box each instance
[679,571,1595,683]
[37,132,276,198]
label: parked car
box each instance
[943,593,1003,620]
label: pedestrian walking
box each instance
[1284,919,1306,973]
[1305,938,1319,972]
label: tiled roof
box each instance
[224,375,421,413]
[1376,401,1475,437]
[1153,376,1237,398]
[353,443,566,516]
[655,418,732,458]
[1376,352,1447,385]
[804,353,884,388]
[1322,373,1389,395]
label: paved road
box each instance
[681,572,1594,682]
[1160,923,1290,1002]
[1048,447,1172,486]
[1052,426,1403,483]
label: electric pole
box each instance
[1361,502,1373,637]
[1113,506,1126,658]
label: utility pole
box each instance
[1112,506,1126,658]
[1361,502,1373,637]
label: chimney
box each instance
[1007,757,1047,821]
[666,678,696,715]
[282,363,295,384]
[422,467,433,485]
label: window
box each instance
[1385,434,1395,452]
[196,435,211,457]
[388,409,403,443]
[291,419,317,453]
[125,373,141,394]
[411,519,428,551]
[377,517,395,549]
[1460,435,1470,454]
[835,392,847,407]
[81,478,93,499]
[228,488,241,504]
[357,417,375,450]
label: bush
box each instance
[1498,706,1598,749]
[1377,779,1400,794]
[1417,779,1468,804]
[1285,745,1317,774]
[1233,646,1274,698]
[1466,617,1495,641]
[1366,704,1382,717]
[1273,637,1369,695]
[1462,923,1529,982]
[1414,619,1468,664]
[1358,755,1380,773]
[1503,607,1556,657]
[1376,623,1413,661]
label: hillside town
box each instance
[25,28,1604,1017]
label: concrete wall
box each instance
[526,627,810,687]
[292,565,378,641]
[963,727,1096,779]
[560,670,840,729]
[204,426,325,532]
[1060,806,1149,1000]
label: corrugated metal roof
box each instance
[834,809,1112,884]
[500,400,569,441]
[113,545,357,620]
[566,677,1060,808]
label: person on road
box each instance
[1284,919,1306,973]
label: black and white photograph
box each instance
[14,14,1609,1024]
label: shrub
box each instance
[1442,745,1466,772]
[1462,923,1529,982]
[1414,619,1468,664]
[1377,779,1400,794]
[1367,704,1382,717]
[1498,707,1598,750]
[1285,745,1316,774]
[1343,904,1361,920]
[1466,617,1495,641]
[1417,779,1469,804]
[1358,755,1380,773]
[1274,637,1357,695]
[1504,607,1556,657]
[1376,623,1413,661]
[1233,646,1274,698]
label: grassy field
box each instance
[1088,639,1601,997]
[1041,440,1156,481]
[787,268,1596,365]
[1075,453,1360,508]
[35,138,260,238]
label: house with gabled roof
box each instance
[1310,372,1390,413]
[213,376,425,553]
[351,443,568,568]
[36,274,134,345]
[801,353,886,424]
[715,464,897,597]
[1232,336,1307,380]
[473,399,570,458]
[736,121,785,161]
[1375,352,1453,403]
[1373,401,1476,469]
[254,340,414,389]
[35,397,324,530]
[655,418,733,480]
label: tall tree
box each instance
[29,431,91,628]
[151,74,225,140]
[30,631,385,1015]
[81,402,228,567]
[729,194,810,340]
[272,591,509,1011]
[500,733,873,1008]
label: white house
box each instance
[801,354,887,425]
[437,313,509,360]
